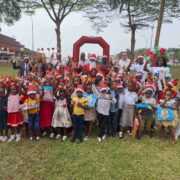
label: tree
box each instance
[0,0,22,30]
[24,0,95,57]
[87,0,154,56]
[154,0,180,47]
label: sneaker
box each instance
[16,134,21,142]
[102,135,106,140]
[127,130,131,135]
[2,136,8,142]
[50,133,54,139]
[62,136,67,141]
[56,134,61,139]
[0,136,3,142]
[175,134,179,141]
[79,138,83,143]
[42,131,47,137]
[36,136,40,141]
[8,135,16,142]
[119,132,123,139]
[30,137,33,141]
[97,137,102,142]
[83,136,90,141]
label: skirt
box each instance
[7,112,23,128]
[120,104,135,127]
[51,108,72,128]
[40,101,54,128]
[84,109,96,121]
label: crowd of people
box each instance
[0,49,179,144]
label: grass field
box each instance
[0,63,180,180]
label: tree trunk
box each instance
[55,22,61,60]
[154,0,165,47]
[131,28,136,57]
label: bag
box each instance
[157,103,174,121]
[84,94,97,108]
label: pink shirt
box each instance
[7,94,21,113]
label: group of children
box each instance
[0,51,179,144]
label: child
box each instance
[119,80,138,139]
[108,81,120,137]
[0,87,8,142]
[40,79,54,138]
[92,83,116,142]
[24,85,40,141]
[117,83,124,132]
[158,90,177,144]
[7,83,23,142]
[71,85,88,143]
[51,89,72,141]
[84,85,97,140]
[137,86,156,139]
[175,95,180,140]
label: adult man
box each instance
[127,55,147,82]
[97,55,110,74]
[12,55,31,77]
[118,52,130,72]
[78,52,89,68]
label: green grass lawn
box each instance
[0,63,180,179]
[0,63,18,76]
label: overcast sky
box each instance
[1,9,180,57]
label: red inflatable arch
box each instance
[73,36,110,63]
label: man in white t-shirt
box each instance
[127,55,147,82]
[78,52,89,68]
[118,52,130,72]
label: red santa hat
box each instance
[99,84,108,92]
[137,54,144,60]
[167,79,179,87]
[102,55,107,59]
[144,84,155,93]
[27,85,37,95]
[114,64,119,69]
[75,84,84,93]
[135,72,143,77]
[115,82,123,89]
[96,71,104,78]
[90,54,97,61]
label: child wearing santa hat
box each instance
[51,89,72,141]
[24,85,41,141]
[158,90,177,144]
[108,81,120,137]
[83,85,97,140]
[119,79,138,139]
[116,82,124,132]
[7,83,23,142]
[71,85,88,143]
[92,83,116,142]
[136,85,156,139]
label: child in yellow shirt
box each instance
[71,85,88,143]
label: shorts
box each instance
[28,113,40,130]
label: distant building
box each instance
[0,34,36,61]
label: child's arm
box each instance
[77,102,88,109]
[162,102,177,111]
[92,84,100,98]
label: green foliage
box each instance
[0,0,22,27]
